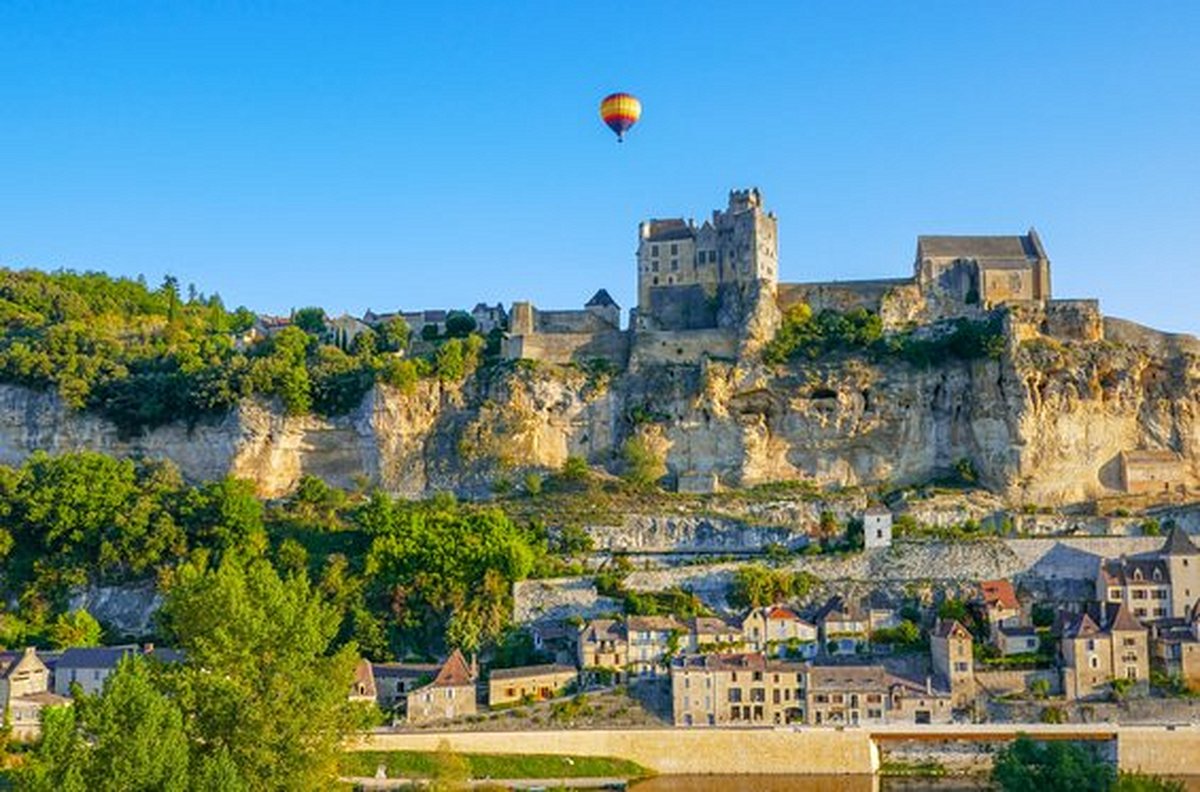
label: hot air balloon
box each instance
[600,92,641,142]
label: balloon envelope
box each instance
[600,93,641,141]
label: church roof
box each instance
[1162,525,1200,556]
[917,233,1042,262]
[585,289,619,309]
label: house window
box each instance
[728,688,742,703]
[1109,588,1122,601]
[1090,657,1099,669]
[1132,590,1147,600]
[1123,637,1136,647]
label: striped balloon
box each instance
[600,92,642,142]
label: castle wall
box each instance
[503,331,629,367]
[777,279,924,329]
[534,309,616,334]
[630,329,737,367]
[1044,300,1102,342]
[647,284,717,330]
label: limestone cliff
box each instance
[0,315,1195,506]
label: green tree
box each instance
[291,307,327,336]
[19,705,88,792]
[157,556,359,792]
[620,437,665,490]
[376,316,411,353]
[76,656,190,792]
[443,311,477,338]
[49,609,103,649]
[992,736,1113,792]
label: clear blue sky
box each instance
[2,3,1198,332]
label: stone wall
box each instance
[974,669,1060,697]
[629,329,737,367]
[777,278,925,330]
[502,330,629,366]
[348,727,880,775]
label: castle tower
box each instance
[635,188,778,330]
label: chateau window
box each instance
[652,277,659,285]
[670,244,678,255]
[651,245,659,257]
[671,259,678,271]
[651,261,659,272]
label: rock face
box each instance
[0,316,1196,506]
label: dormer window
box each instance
[1133,569,1143,582]
[1153,569,1162,582]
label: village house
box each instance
[370,661,442,711]
[741,606,819,659]
[470,302,508,334]
[1060,603,1150,701]
[687,615,743,653]
[1149,604,1200,691]
[626,615,687,678]
[488,663,578,707]
[814,596,871,656]
[977,579,1038,656]
[865,592,902,633]
[0,648,69,741]
[577,619,629,680]
[671,652,807,727]
[529,621,578,667]
[1097,526,1200,621]
[53,645,182,697]
[1119,449,1188,496]
[403,649,477,724]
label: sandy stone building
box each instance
[740,606,818,659]
[0,648,69,741]
[863,506,894,550]
[404,649,477,724]
[488,663,578,707]
[671,652,806,727]
[1119,450,1188,496]
[930,619,976,708]
[1097,526,1200,620]
[1060,604,1149,700]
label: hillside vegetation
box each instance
[0,269,486,435]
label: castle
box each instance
[503,188,1098,368]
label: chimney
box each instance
[22,646,36,658]
[143,643,154,655]
[470,653,479,680]
[925,675,932,695]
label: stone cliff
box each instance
[0,314,1195,506]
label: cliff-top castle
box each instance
[503,187,1095,368]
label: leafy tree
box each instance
[157,556,359,791]
[992,736,1113,792]
[49,609,103,649]
[443,311,477,338]
[620,437,665,490]
[291,307,327,336]
[178,477,266,559]
[376,316,411,353]
[19,705,88,792]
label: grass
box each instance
[878,759,949,777]
[340,750,652,780]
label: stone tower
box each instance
[635,188,778,330]
[1162,525,1200,618]
[931,619,975,708]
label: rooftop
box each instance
[489,663,577,682]
[980,580,1020,611]
[916,232,1044,262]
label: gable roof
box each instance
[350,659,377,699]
[814,595,866,624]
[1063,612,1103,639]
[916,233,1042,262]
[766,606,803,621]
[585,289,618,309]
[1100,557,1171,586]
[0,647,47,679]
[1162,525,1200,556]
[1106,602,1145,633]
[643,219,694,242]
[579,619,625,643]
[431,649,474,688]
[627,615,686,633]
[980,580,1020,611]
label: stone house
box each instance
[470,302,507,334]
[1119,450,1187,496]
[626,615,687,678]
[404,649,477,724]
[577,619,629,679]
[930,619,976,708]
[671,652,806,728]
[687,616,743,653]
[978,579,1036,656]
[806,664,954,726]
[741,606,818,659]
[529,621,578,667]
[1060,603,1149,701]
[371,661,441,711]
[1097,526,1200,621]
[1149,605,1200,691]
[0,648,69,741]
[863,506,893,550]
[53,645,182,697]
[814,596,871,656]
[865,592,902,633]
[487,663,578,707]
